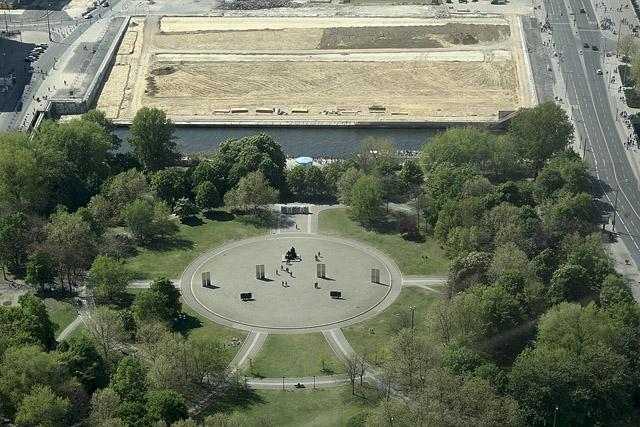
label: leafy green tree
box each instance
[480,283,524,338]
[448,251,491,295]
[214,133,286,191]
[113,400,147,426]
[0,294,56,349]
[548,263,591,304]
[104,169,150,213]
[151,168,186,206]
[57,335,109,393]
[82,109,121,149]
[531,248,558,284]
[110,356,148,404]
[509,102,574,175]
[0,133,46,210]
[122,200,155,242]
[323,160,351,197]
[146,390,187,425]
[0,345,68,417]
[286,165,306,198]
[132,278,181,327]
[89,254,131,301]
[128,107,178,172]
[194,181,221,211]
[434,197,486,243]
[153,201,178,239]
[223,171,279,212]
[349,175,383,222]
[399,159,424,189]
[420,126,492,171]
[17,293,57,348]
[442,343,482,375]
[88,387,121,425]
[423,165,479,225]
[0,211,29,279]
[46,210,97,291]
[599,274,634,307]
[336,167,364,205]
[615,34,638,82]
[173,198,197,220]
[304,165,327,199]
[15,385,70,427]
[190,158,230,197]
[25,249,56,292]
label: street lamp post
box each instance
[410,306,416,330]
[612,178,629,232]
[553,405,558,427]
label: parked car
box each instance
[36,43,48,49]
[84,13,93,19]
[584,43,589,48]
[592,45,599,51]
[597,69,603,75]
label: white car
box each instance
[84,13,93,19]
[597,69,603,75]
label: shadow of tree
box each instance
[204,210,235,222]
[143,237,194,252]
[209,388,265,414]
[176,313,202,333]
[181,216,205,227]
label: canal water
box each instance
[114,127,440,158]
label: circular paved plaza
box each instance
[180,234,402,332]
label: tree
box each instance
[153,201,178,239]
[186,334,226,386]
[194,181,221,211]
[614,34,638,83]
[15,385,70,427]
[223,171,279,212]
[128,107,178,171]
[423,165,478,225]
[0,345,68,417]
[214,133,287,191]
[110,356,148,404]
[173,197,197,220]
[104,168,150,213]
[286,165,306,198]
[349,175,383,222]
[351,136,396,174]
[548,263,591,304]
[336,167,364,205]
[132,278,181,327]
[399,159,424,189]
[122,199,155,242]
[0,211,29,279]
[304,165,326,199]
[151,168,186,206]
[25,249,56,292]
[509,102,574,175]
[45,210,97,291]
[57,335,109,393]
[17,293,57,348]
[0,133,46,210]
[82,109,121,149]
[146,390,187,425]
[88,388,121,425]
[89,254,131,301]
[419,126,492,171]
[84,307,127,358]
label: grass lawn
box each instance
[318,208,448,276]
[64,323,88,340]
[199,385,380,426]
[45,298,78,338]
[180,298,248,366]
[124,211,267,280]
[343,286,444,364]
[248,334,345,378]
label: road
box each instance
[543,0,640,271]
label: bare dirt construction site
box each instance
[96,15,532,124]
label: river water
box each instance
[114,127,440,158]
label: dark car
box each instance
[592,45,599,51]
[580,7,586,13]
[584,42,589,48]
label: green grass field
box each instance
[199,385,380,426]
[318,208,448,276]
[124,211,267,280]
[248,334,345,378]
[45,298,78,338]
[343,286,443,364]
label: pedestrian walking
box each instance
[285,281,288,287]
[276,269,279,276]
[282,280,284,287]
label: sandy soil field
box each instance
[96,15,531,123]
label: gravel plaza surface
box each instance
[180,233,402,333]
